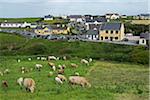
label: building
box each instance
[99,23,124,41]
[0,22,31,28]
[34,26,52,35]
[139,32,150,45]
[44,15,54,20]
[68,15,83,22]
[139,14,150,20]
[85,16,107,30]
[79,30,99,40]
[105,13,120,19]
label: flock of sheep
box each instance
[1,56,92,93]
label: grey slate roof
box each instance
[85,17,107,23]
[44,15,53,18]
[89,24,101,30]
[100,23,121,30]
[86,30,99,35]
[69,15,82,19]
[140,32,150,40]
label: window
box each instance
[105,37,108,39]
[101,37,103,40]
[111,31,113,34]
[116,31,119,34]
[142,40,145,43]
[115,37,118,40]
[106,30,108,33]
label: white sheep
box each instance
[55,77,63,84]
[48,56,57,60]
[41,57,47,61]
[17,77,24,87]
[3,69,10,74]
[0,71,3,76]
[37,57,40,60]
[23,78,35,93]
[81,59,89,66]
[28,58,32,61]
[52,66,56,71]
[89,58,93,62]
[35,64,43,71]
[17,59,21,63]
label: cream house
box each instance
[99,23,124,41]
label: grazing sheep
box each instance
[37,57,40,60]
[48,56,57,60]
[17,77,24,88]
[69,76,91,87]
[0,71,3,76]
[48,62,55,67]
[23,78,35,93]
[74,72,80,76]
[35,64,43,71]
[56,57,60,60]
[28,58,32,61]
[2,80,8,88]
[81,59,89,66]
[89,58,93,62]
[57,74,67,81]
[52,66,56,71]
[55,77,63,84]
[58,69,64,74]
[48,71,53,77]
[71,63,78,68]
[41,57,47,61]
[63,56,67,60]
[3,69,10,74]
[17,59,21,63]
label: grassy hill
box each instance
[0,18,41,23]
[0,32,149,65]
[0,56,149,100]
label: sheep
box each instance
[63,56,67,60]
[41,57,47,61]
[17,59,21,63]
[55,77,63,84]
[71,63,78,68]
[37,57,41,60]
[0,71,3,76]
[21,67,29,74]
[35,64,43,71]
[28,58,32,61]
[2,80,8,88]
[57,74,67,81]
[48,62,55,67]
[74,72,80,76]
[81,59,89,66]
[3,69,10,74]
[69,76,91,87]
[48,71,53,77]
[48,56,57,60]
[56,57,60,60]
[23,78,36,93]
[17,77,24,88]
[89,58,93,62]
[52,66,56,71]
[58,69,64,74]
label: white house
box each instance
[79,30,99,40]
[139,32,150,45]
[68,15,83,22]
[0,22,32,28]
[44,15,54,20]
[105,13,120,19]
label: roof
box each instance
[140,33,150,40]
[100,23,122,30]
[140,14,150,17]
[35,26,52,30]
[89,24,102,30]
[85,17,107,23]
[68,15,82,19]
[44,15,53,18]
[51,25,67,30]
[106,13,119,16]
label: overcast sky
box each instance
[0,0,149,18]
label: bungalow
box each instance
[0,22,31,28]
[139,32,150,46]
[68,15,83,22]
[99,23,124,41]
[44,15,54,20]
[34,26,52,35]
[105,13,120,19]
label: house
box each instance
[139,32,150,45]
[99,23,124,41]
[121,15,127,19]
[51,25,68,34]
[85,30,99,40]
[0,22,31,28]
[68,15,83,22]
[105,13,120,19]
[85,16,107,30]
[139,14,150,20]
[44,15,54,20]
[34,26,52,35]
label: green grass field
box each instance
[0,18,41,23]
[0,56,149,100]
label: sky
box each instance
[0,0,149,18]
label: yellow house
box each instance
[34,26,52,35]
[51,25,69,34]
[99,23,124,41]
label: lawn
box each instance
[0,56,149,100]
[0,18,41,23]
